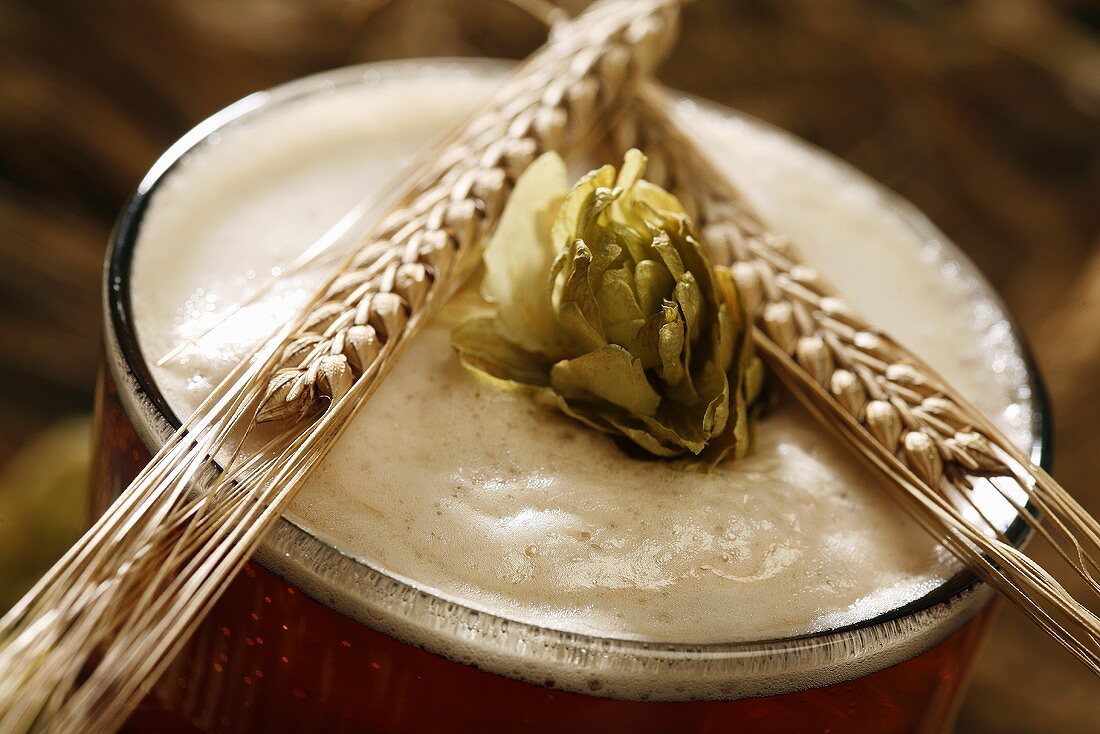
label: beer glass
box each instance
[95,60,1047,734]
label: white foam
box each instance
[127,62,1033,684]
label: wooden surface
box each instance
[0,1,1098,730]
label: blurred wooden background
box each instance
[1,0,1098,730]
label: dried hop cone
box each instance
[452,149,765,467]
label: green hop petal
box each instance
[452,150,767,469]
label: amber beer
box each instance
[97,61,1043,733]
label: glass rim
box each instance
[102,57,1052,697]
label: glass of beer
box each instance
[94,60,1046,734]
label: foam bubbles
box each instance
[127,62,1035,697]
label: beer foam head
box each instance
[128,63,1033,663]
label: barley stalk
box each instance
[0,3,682,731]
[610,85,1100,673]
